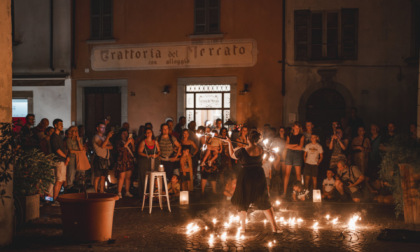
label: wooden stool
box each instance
[141,171,171,214]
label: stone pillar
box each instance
[0,0,13,247]
[418,56,420,139]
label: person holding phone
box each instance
[329,127,348,172]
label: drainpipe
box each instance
[71,0,76,69]
[49,0,54,71]
[281,0,286,97]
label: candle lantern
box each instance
[313,189,322,202]
[158,164,165,172]
[180,191,189,205]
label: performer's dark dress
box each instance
[231,148,271,211]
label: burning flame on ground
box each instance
[186,223,200,235]
[348,214,362,230]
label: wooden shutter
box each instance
[341,8,358,60]
[294,10,310,60]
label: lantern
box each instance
[313,189,322,202]
[158,164,165,172]
[180,191,189,205]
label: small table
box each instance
[141,171,171,214]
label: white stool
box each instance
[141,171,171,214]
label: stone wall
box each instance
[0,0,14,247]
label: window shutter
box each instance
[341,8,358,60]
[294,10,310,60]
[310,12,323,60]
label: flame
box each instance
[268,241,272,248]
[208,234,214,245]
[186,222,200,235]
[212,218,217,225]
[297,218,303,223]
[275,200,281,206]
[236,227,242,239]
[348,214,361,230]
[272,147,279,153]
[325,214,330,220]
[312,221,319,229]
[269,156,275,162]
[263,139,269,146]
[332,217,338,225]
[221,232,227,241]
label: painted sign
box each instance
[91,39,257,71]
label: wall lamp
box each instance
[240,83,250,95]
[162,85,170,94]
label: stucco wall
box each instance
[12,0,71,73]
[284,0,418,129]
[13,79,72,128]
[72,0,284,132]
[0,0,14,247]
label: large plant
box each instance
[379,136,420,217]
[0,122,55,199]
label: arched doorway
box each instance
[306,88,346,134]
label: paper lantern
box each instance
[180,191,189,205]
[313,189,322,202]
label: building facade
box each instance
[284,0,419,133]
[72,0,284,135]
[12,0,72,127]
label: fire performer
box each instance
[222,129,280,233]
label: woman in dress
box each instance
[66,126,85,188]
[115,128,135,198]
[223,129,280,233]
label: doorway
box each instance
[306,88,346,133]
[84,87,121,137]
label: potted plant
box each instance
[379,136,420,224]
[0,122,55,225]
[14,148,55,223]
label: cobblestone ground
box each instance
[6,192,420,251]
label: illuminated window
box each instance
[295,9,358,60]
[91,0,113,40]
[194,0,220,34]
[185,85,230,126]
[12,99,28,118]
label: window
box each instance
[185,85,230,127]
[294,9,358,61]
[194,0,220,34]
[90,0,113,40]
[412,1,420,59]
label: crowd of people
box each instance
[15,108,418,207]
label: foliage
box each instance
[13,149,55,197]
[0,122,55,201]
[379,136,420,217]
[0,123,16,203]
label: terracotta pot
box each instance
[58,193,119,241]
[19,194,40,223]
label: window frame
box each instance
[194,0,221,35]
[90,0,114,40]
[294,8,358,61]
